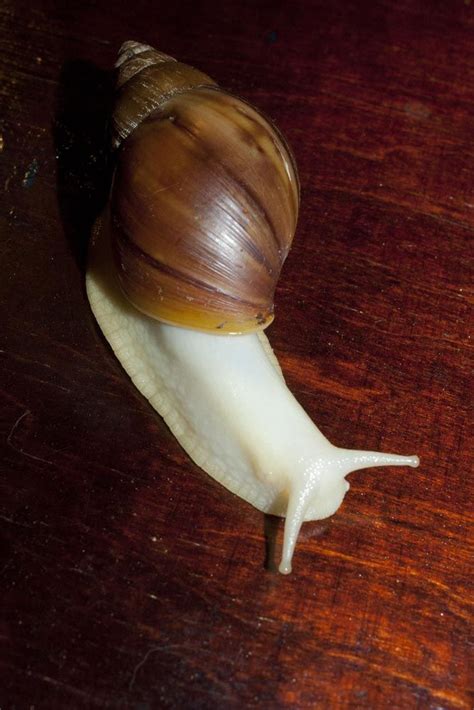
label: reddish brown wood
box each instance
[1,1,472,708]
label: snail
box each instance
[86,41,419,574]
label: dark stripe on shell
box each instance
[112,215,269,311]
[170,111,285,254]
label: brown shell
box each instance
[110,41,299,334]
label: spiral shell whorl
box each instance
[111,42,217,149]
[115,42,176,86]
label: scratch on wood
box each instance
[26,671,99,702]
[7,409,52,465]
[7,410,30,444]
[0,514,34,528]
[129,646,164,691]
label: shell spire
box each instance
[111,41,217,150]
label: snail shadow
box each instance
[54,59,115,272]
[263,513,283,573]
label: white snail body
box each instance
[86,42,419,574]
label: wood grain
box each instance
[1,0,472,708]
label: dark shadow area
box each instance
[263,513,282,572]
[54,60,115,270]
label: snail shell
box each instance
[87,42,419,574]
[110,41,299,334]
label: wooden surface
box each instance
[1,1,473,707]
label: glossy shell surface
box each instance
[110,44,299,333]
